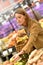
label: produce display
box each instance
[0,48,43,65]
[15,29,29,52]
[2,52,29,65]
[0,31,17,50]
[0,29,28,50]
[26,48,43,65]
[0,28,43,65]
[7,29,28,52]
[14,61,25,65]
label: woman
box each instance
[13,8,43,60]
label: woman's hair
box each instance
[15,8,31,24]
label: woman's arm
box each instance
[22,23,41,53]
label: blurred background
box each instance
[0,0,43,63]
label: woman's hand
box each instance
[13,50,24,63]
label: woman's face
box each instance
[15,13,26,26]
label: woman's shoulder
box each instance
[29,19,42,32]
[32,19,38,23]
[32,19,41,27]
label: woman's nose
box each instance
[17,18,20,22]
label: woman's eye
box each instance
[18,16,21,18]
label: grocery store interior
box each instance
[0,0,43,65]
